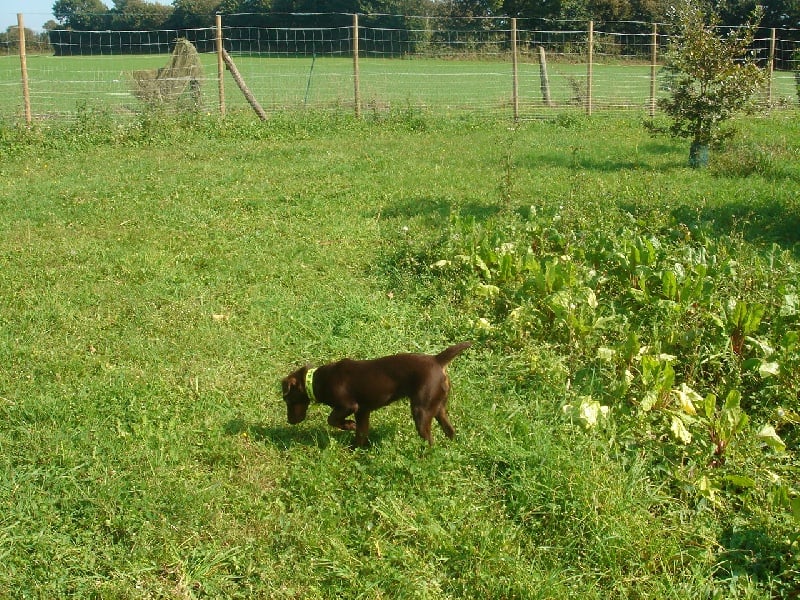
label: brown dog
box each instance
[281,342,471,447]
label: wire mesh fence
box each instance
[1,13,799,122]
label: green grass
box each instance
[0,109,798,598]
[2,53,798,119]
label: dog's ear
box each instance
[281,376,298,398]
[282,364,312,398]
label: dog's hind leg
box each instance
[435,406,455,439]
[411,405,435,445]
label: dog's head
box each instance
[281,365,312,424]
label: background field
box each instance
[1,52,798,120]
[0,110,798,598]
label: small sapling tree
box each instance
[648,0,766,167]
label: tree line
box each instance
[0,27,51,53]
[3,0,797,59]
[47,0,800,31]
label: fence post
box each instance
[216,14,226,117]
[650,22,657,118]
[221,49,267,120]
[586,20,593,116]
[538,46,552,107]
[768,27,776,106]
[353,13,361,118]
[511,18,519,121]
[18,14,31,125]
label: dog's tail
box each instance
[435,342,472,366]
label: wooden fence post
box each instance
[538,46,552,107]
[768,27,776,106]
[650,22,658,118]
[222,49,267,120]
[586,20,593,116]
[18,14,31,125]
[353,13,361,118]
[511,18,519,121]
[216,14,226,117]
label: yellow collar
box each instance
[305,367,317,403]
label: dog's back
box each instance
[324,343,470,408]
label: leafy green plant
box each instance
[647,0,767,167]
[702,389,749,466]
[419,198,796,513]
[724,299,765,356]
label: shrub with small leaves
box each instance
[647,0,766,166]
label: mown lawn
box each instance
[0,109,798,598]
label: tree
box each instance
[502,0,561,19]
[216,0,273,27]
[217,0,272,14]
[716,0,800,29]
[2,26,48,51]
[648,0,766,167]
[110,0,173,29]
[586,0,669,22]
[167,0,223,28]
[53,0,111,29]
[447,0,504,17]
[502,0,668,25]
[442,0,504,31]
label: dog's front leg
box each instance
[354,410,371,447]
[328,406,357,431]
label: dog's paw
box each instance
[339,420,357,431]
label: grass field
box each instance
[0,109,798,598]
[1,53,798,120]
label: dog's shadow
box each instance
[223,418,397,450]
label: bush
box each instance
[647,0,767,166]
